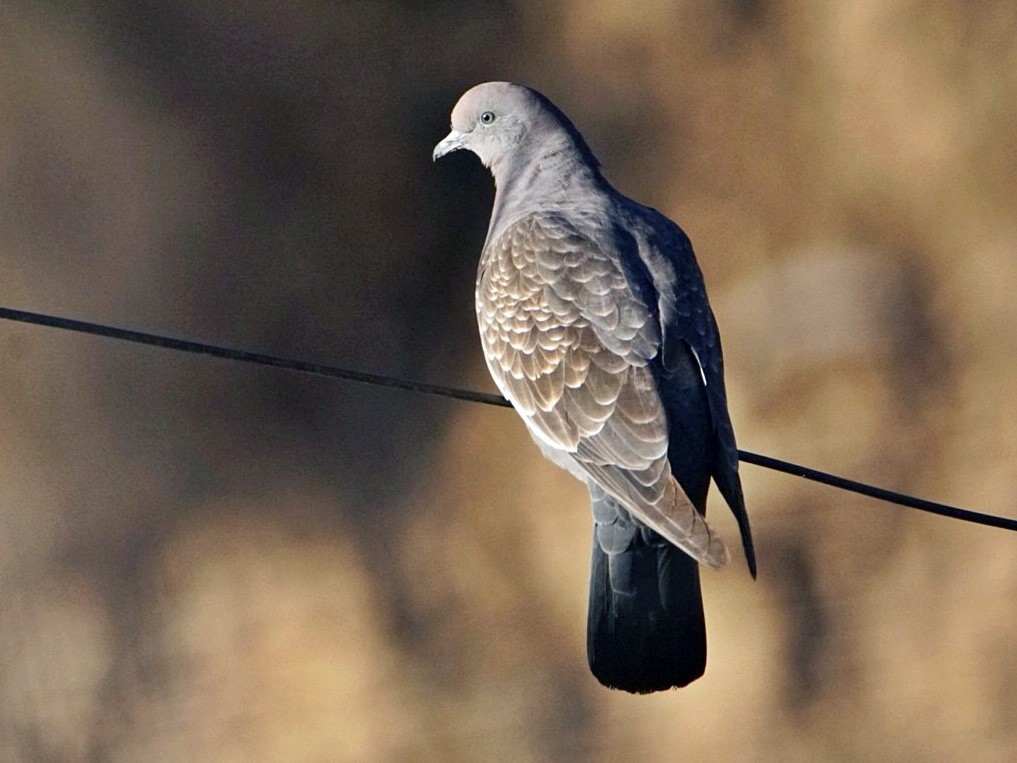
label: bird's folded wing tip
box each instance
[705,537,730,568]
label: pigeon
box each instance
[434,82,755,693]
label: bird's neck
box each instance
[485,146,605,248]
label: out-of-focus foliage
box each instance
[0,1,1015,760]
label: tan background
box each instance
[1,1,1015,760]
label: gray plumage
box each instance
[434,82,755,693]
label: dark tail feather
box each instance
[587,512,707,693]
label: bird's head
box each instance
[433,82,600,178]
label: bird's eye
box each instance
[479,111,496,125]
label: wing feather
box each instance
[477,214,728,568]
[632,205,756,576]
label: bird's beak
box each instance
[433,129,467,161]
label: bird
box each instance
[433,82,755,693]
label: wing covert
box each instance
[477,214,728,567]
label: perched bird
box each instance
[434,82,755,693]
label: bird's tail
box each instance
[587,489,707,693]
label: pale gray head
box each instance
[433,82,601,190]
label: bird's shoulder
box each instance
[477,206,661,367]
[483,205,616,260]
[479,208,637,304]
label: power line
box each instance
[736,451,1015,531]
[0,305,1013,533]
[0,306,508,406]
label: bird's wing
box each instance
[477,213,727,567]
[633,207,756,576]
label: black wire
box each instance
[1,305,1013,533]
[736,451,1017,531]
[0,306,511,407]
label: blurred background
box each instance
[0,1,1015,760]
